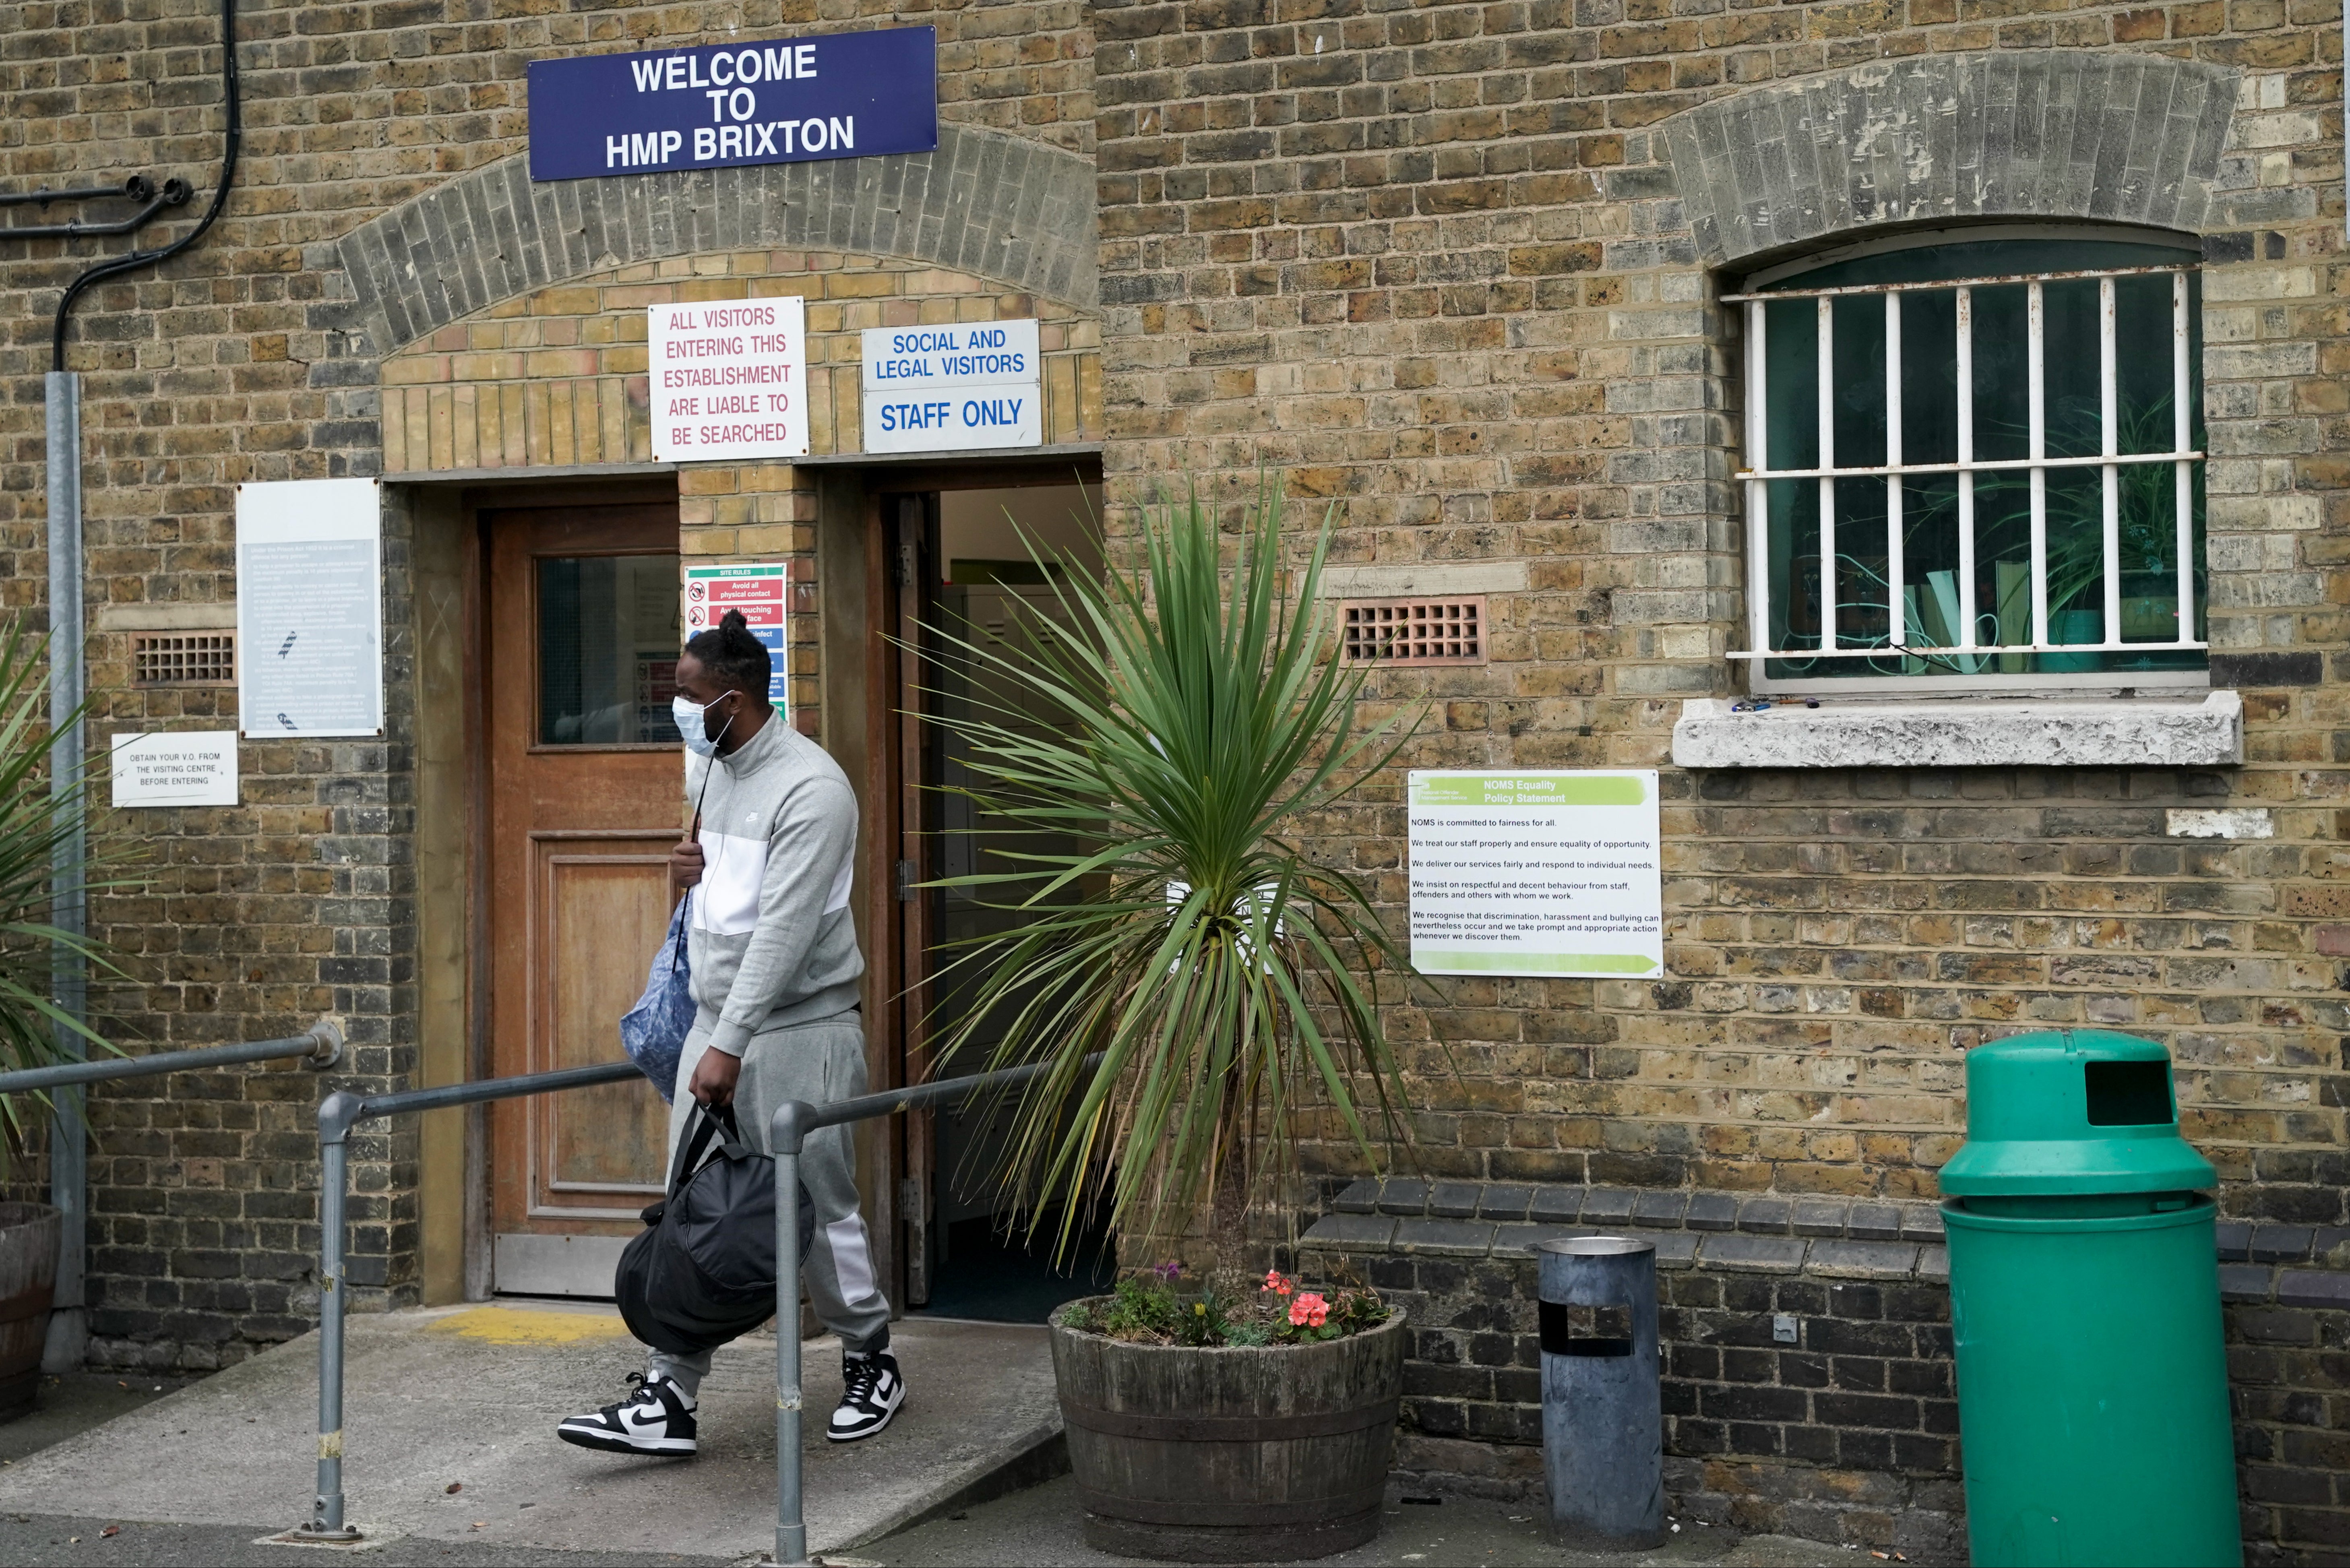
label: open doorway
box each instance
[892,480,1116,1322]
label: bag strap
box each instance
[709,1100,754,1161]
[665,1100,727,1198]
[666,895,690,980]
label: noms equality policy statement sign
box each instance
[527,27,937,182]
[1406,770,1664,979]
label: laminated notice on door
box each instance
[1406,770,1663,978]
[234,478,384,738]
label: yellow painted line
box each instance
[427,1306,635,1345]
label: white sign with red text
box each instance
[649,296,809,462]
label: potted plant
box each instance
[925,479,1422,1561]
[0,618,120,1418]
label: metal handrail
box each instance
[0,1018,342,1096]
[300,1057,644,1542]
[768,1052,1098,1567]
[295,1048,1097,1558]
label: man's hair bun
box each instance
[686,607,772,696]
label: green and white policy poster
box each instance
[1407,770,1663,977]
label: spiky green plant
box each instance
[922,479,1422,1271]
[0,618,121,1153]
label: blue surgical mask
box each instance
[672,692,736,758]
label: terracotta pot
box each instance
[0,1202,58,1422]
[1049,1304,1407,1562]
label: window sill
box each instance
[1670,690,2241,769]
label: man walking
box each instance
[559,608,903,1456]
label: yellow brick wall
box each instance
[677,466,825,737]
[378,250,1102,473]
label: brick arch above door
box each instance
[1658,50,2240,269]
[331,121,1097,358]
[375,248,1100,474]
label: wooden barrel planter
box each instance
[0,1203,59,1422]
[1049,1304,1408,1562]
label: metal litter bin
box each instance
[1940,1029,2241,1568]
[1536,1235,1663,1549]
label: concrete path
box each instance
[859,1475,1855,1568]
[0,1301,1059,1561]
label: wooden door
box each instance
[485,504,682,1297]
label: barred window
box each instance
[1732,233,2207,692]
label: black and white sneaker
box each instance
[556,1372,698,1456]
[828,1350,904,1442]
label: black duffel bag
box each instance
[616,1099,815,1357]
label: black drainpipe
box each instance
[51,0,242,372]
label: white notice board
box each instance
[650,297,810,462]
[110,730,239,808]
[860,318,1043,454]
[236,478,385,737]
[1407,769,1663,978]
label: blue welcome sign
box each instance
[527,27,937,183]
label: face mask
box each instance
[672,692,736,758]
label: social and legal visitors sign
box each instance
[527,27,938,182]
[649,297,809,462]
[861,319,1043,454]
[1406,770,1664,978]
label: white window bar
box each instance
[2173,271,2194,642]
[2100,276,2122,645]
[1817,295,1835,652]
[1746,298,1770,659]
[1732,263,2206,669]
[1956,287,1976,652]
[1885,292,1904,649]
[2028,280,2048,651]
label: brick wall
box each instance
[1093,0,2350,1208]
[1302,1180,2350,1564]
[0,0,1097,1370]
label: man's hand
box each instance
[690,1047,741,1110]
[670,814,705,893]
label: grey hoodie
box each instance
[684,715,865,1056]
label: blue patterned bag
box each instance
[620,898,694,1102]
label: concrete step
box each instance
[0,1302,1061,1561]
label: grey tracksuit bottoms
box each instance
[646,1012,891,1394]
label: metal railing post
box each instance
[772,1099,812,1568]
[300,1091,365,1544]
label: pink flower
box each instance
[1262,1270,1293,1297]
[1289,1292,1329,1329]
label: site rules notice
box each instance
[1407,770,1664,979]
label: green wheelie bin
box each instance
[1939,1029,2240,1568]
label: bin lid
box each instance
[1938,1029,2217,1197]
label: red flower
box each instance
[1290,1292,1329,1329]
[1262,1269,1293,1297]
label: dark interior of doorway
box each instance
[910,481,1117,1324]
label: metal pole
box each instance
[302,1092,364,1544]
[42,368,86,1377]
[773,1100,811,1568]
[0,1020,341,1097]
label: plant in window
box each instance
[1846,397,2195,675]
